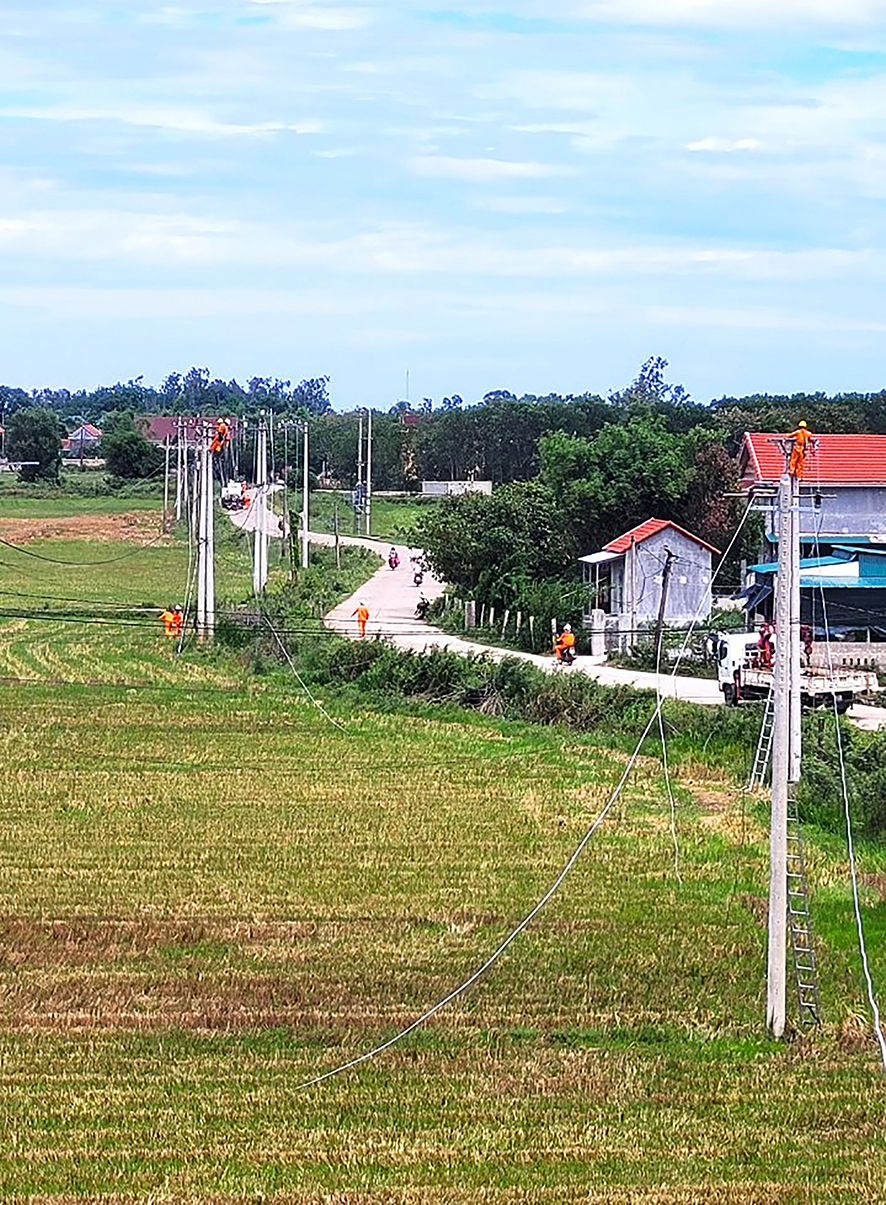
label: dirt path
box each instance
[0,513,166,544]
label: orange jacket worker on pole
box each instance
[788,420,813,478]
[353,600,370,638]
[210,418,231,455]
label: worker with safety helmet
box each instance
[210,418,231,455]
[160,604,184,640]
[789,420,813,479]
[554,623,576,663]
[353,600,370,638]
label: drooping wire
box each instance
[811,508,886,1071]
[294,499,754,1090]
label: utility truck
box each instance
[715,631,878,714]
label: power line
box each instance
[811,517,886,1072]
[295,499,754,1090]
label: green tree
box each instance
[104,426,163,479]
[6,408,63,482]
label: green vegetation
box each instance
[309,490,439,543]
[0,640,884,1199]
[0,493,884,1200]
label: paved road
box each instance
[229,486,288,538]
[322,536,726,707]
[305,530,885,728]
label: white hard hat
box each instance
[564,623,572,632]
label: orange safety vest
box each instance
[160,609,177,637]
[556,631,576,652]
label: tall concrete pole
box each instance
[302,422,309,569]
[355,411,364,536]
[253,412,268,594]
[767,469,792,1038]
[365,408,372,537]
[205,437,215,643]
[163,433,171,532]
[789,474,802,783]
[174,418,183,523]
[196,428,209,643]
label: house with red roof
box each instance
[740,432,886,661]
[579,518,719,649]
[138,415,240,447]
[739,432,886,541]
[62,422,102,456]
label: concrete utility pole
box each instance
[163,433,171,532]
[767,465,794,1038]
[655,547,674,665]
[253,411,269,594]
[301,421,310,570]
[196,426,215,645]
[174,417,183,523]
[355,411,364,536]
[790,473,802,784]
[364,408,373,537]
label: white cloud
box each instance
[649,304,886,333]
[0,207,872,284]
[0,104,323,138]
[471,195,571,214]
[544,0,880,26]
[246,0,374,28]
[686,137,763,152]
[410,156,575,181]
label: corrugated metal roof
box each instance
[800,576,886,589]
[741,432,886,485]
[602,517,719,556]
[749,555,850,575]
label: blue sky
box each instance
[3,0,886,407]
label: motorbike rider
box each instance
[389,547,400,570]
[554,623,576,664]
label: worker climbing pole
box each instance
[209,417,233,482]
[788,420,814,479]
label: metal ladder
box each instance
[786,796,822,1029]
[746,687,775,791]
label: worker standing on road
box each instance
[353,600,370,638]
[554,623,576,664]
[160,604,184,641]
[788,420,813,478]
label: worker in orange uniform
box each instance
[554,623,576,664]
[160,604,183,640]
[210,418,231,455]
[353,600,370,638]
[788,420,813,478]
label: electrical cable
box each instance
[811,512,886,1072]
[294,498,754,1090]
[0,528,169,567]
[261,612,348,733]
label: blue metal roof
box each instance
[799,576,886,590]
[749,555,849,575]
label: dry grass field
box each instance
[0,514,883,1201]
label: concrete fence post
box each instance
[502,608,510,637]
[529,615,535,650]
[590,608,606,658]
[465,600,476,630]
